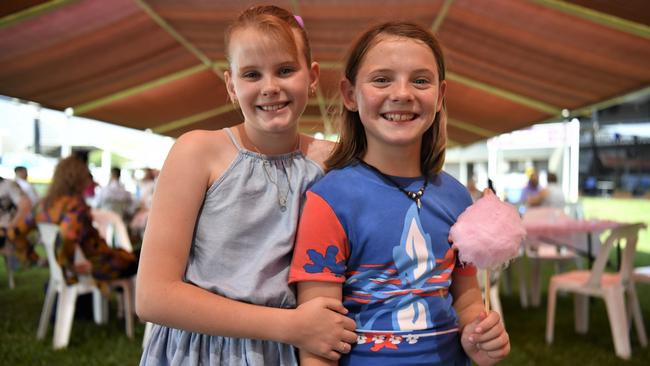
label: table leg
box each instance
[587,232,593,268]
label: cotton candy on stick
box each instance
[449,189,526,311]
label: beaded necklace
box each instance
[359,159,428,209]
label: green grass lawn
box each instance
[1,197,649,365]
[6,264,650,365]
[0,266,145,365]
[581,197,650,254]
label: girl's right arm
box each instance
[135,130,356,360]
[297,281,346,366]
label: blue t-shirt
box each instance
[290,162,475,366]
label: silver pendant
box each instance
[279,197,287,212]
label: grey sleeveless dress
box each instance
[140,128,325,366]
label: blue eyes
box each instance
[279,67,295,75]
[371,77,431,87]
[241,67,296,80]
[243,71,260,79]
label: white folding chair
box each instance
[36,223,134,349]
[546,223,648,360]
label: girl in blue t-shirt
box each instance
[290,22,510,366]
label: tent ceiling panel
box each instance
[83,69,227,131]
[0,0,648,146]
[559,0,650,29]
[446,83,551,134]
[163,110,241,138]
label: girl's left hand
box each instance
[460,310,510,366]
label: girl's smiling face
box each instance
[225,27,319,136]
[342,35,446,152]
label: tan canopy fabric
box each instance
[1,0,649,145]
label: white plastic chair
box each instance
[36,223,134,349]
[1,244,15,289]
[523,237,578,307]
[92,208,133,252]
[546,223,648,360]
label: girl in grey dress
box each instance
[137,5,356,366]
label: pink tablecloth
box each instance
[524,217,622,237]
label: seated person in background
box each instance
[0,176,31,251]
[519,170,540,206]
[527,173,565,208]
[96,167,133,218]
[14,166,39,207]
[9,156,137,287]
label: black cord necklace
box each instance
[358,159,428,209]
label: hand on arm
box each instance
[294,281,356,365]
[451,273,510,366]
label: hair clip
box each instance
[294,15,304,29]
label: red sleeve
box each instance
[289,191,349,284]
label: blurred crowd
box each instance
[0,154,158,284]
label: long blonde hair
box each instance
[326,22,447,176]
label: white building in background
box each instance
[444,119,581,204]
[1,95,583,203]
[0,97,174,190]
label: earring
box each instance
[309,87,316,96]
[231,97,239,108]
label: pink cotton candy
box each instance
[450,189,526,269]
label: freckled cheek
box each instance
[357,93,385,114]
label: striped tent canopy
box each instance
[1,0,649,145]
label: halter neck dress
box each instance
[140,128,325,366]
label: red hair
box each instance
[224,5,312,67]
